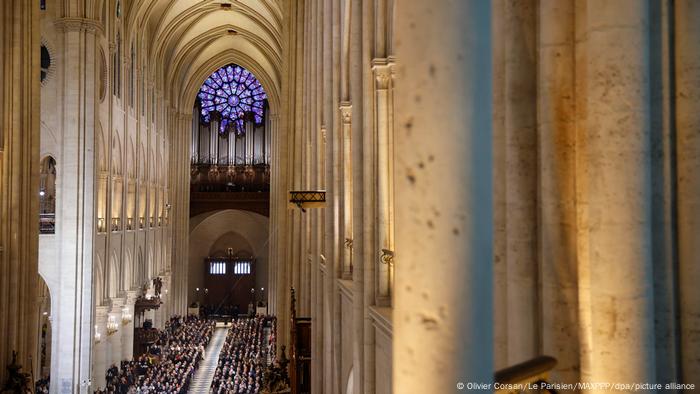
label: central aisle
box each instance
[188,325,229,393]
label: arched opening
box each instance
[35,275,52,392]
[188,210,269,318]
[190,64,270,200]
[39,156,56,234]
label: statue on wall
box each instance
[153,277,163,296]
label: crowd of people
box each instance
[210,316,276,394]
[95,315,214,394]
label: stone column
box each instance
[339,103,353,279]
[578,0,656,386]
[675,0,700,388]
[372,59,394,306]
[491,0,508,370]
[504,0,538,365]
[537,0,580,385]
[169,112,191,316]
[0,0,40,384]
[92,306,109,390]
[53,17,99,393]
[108,298,125,367]
[393,1,493,392]
[121,291,138,361]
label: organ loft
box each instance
[1,1,699,393]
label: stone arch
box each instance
[94,253,105,306]
[127,136,135,179]
[123,247,133,291]
[147,245,154,282]
[346,367,354,394]
[107,251,120,298]
[97,123,107,173]
[111,134,122,175]
[39,155,57,215]
[137,248,145,288]
[35,275,52,379]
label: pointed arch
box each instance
[107,251,120,298]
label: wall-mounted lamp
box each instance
[106,316,119,335]
[121,307,132,325]
[94,325,101,343]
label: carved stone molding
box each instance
[344,238,354,249]
[372,58,394,90]
[380,249,394,266]
[54,17,103,35]
[339,102,352,124]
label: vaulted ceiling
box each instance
[122,0,283,112]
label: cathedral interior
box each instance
[1,0,699,393]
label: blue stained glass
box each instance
[198,64,266,134]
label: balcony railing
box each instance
[190,163,270,193]
[111,218,121,232]
[39,213,55,234]
[494,356,558,394]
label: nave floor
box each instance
[188,326,230,394]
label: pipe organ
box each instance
[190,104,269,166]
[190,102,270,192]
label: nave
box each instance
[2,1,700,393]
[84,315,276,394]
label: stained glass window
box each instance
[198,64,267,134]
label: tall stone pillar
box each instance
[108,298,125,367]
[339,103,353,279]
[578,0,656,386]
[91,306,109,390]
[372,59,394,306]
[169,112,191,317]
[0,0,40,384]
[504,0,538,365]
[121,291,138,361]
[52,17,99,393]
[537,0,580,385]
[674,0,700,388]
[393,1,493,392]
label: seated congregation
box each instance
[211,316,276,394]
[67,315,279,394]
[95,316,213,394]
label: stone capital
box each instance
[110,297,126,312]
[125,290,140,305]
[95,306,110,321]
[54,17,103,35]
[339,102,352,124]
[372,59,393,90]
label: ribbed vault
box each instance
[120,0,282,112]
